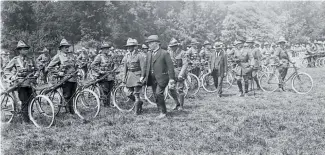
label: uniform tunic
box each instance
[233,47,255,76]
[5,55,38,87]
[47,52,77,82]
[90,53,115,81]
[123,51,145,87]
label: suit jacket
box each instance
[208,49,228,76]
[142,48,175,87]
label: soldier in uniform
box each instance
[91,42,115,107]
[36,47,50,83]
[187,39,200,77]
[208,42,227,97]
[167,38,188,110]
[77,47,89,79]
[273,37,295,90]
[46,39,77,114]
[251,39,262,90]
[199,40,211,70]
[232,38,255,96]
[1,49,10,69]
[5,40,39,122]
[123,38,145,115]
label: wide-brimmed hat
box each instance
[203,40,211,46]
[214,42,223,49]
[234,40,243,46]
[277,36,287,44]
[16,40,30,50]
[40,47,49,53]
[100,42,112,49]
[59,39,71,48]
[125,38,140,47]
[246,37,254,43]
[142,44,148,49]
[145,35,160,43]
[190,39,200,46]
[168,38,179,47]
[316,40,323,44]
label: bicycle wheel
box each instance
[259,72,279,92]
[201,73,218,93]
[74,89,100,120]
[29,95,55,128]
[144,85,156,105]
[1,93,15,123]
[113,84,134,112]
[186,73,200,96]
[291,72,313,94]
[40,89,63,116]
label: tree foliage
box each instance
[1,1,325,54]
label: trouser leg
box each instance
[99,80,114,107]
[18,87,33,122]
[133,86,143,114]
[62,82,77,114]
[156,85,167,114]
[243,75,249,93]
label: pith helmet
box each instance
[277,36,287,44]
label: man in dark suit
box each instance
[140,35,175,119]
[208,42,228,97]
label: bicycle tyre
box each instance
[201,73,218,93]
[259,72,279,92]
[186,73,200,96]
[73,88,100,120]
[113,84,134,112]
[1,93,15,123]
[291,72,313,94]
[40,89,63,116]
[29,95,55,128]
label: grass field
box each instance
[1,67,325,155]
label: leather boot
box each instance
[244,81,249,94]
[170,89,180,110]
[237,80,244,96]
[178,93,185,110]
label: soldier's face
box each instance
[61,46,69,53]
[19,48,29,56]
[205,45,211,49]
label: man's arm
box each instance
[45,54,60,71]
[179,52,189,78]
[165,51,175,80]
[90,55,101,73]
[4,57,16,73]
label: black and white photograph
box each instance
[0,0,325,154]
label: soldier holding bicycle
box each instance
[91,42,115,107]
[4,40,39,123]
[46,39,77,114]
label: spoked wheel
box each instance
[1,93,15,123]
[226,71,237,89]
[186,73,200,97]
[291,72,313,94]
[47,72,60,85]
[84,83,101,101]
[201,73,218,93]
[259,73,279,92]
[113,84,134,112]
[36,71,47,85]
[41,89,63,116]
[144,85,156,105]
[29,95,55,128]
[74,89,100,120]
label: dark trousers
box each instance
[150,74,167,114]
[62,81,77,113]
[98,80,114,106]
[81,66,88,79]
[211,69,223,95]
[17,86,33,122]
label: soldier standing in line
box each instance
[77,47,89,79]
[90,42,116,107]
[46,39,77,114]
[5,40,39,122]
[123,38,146,115]
[251,39,262,90]
[167,38,188,110]
[36,47,50,83]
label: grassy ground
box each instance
[1,67,325,155]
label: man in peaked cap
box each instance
[91,41,116,107]
[36,47,50,83]
[123,38,146,115]
[273,36,295,90]
[141,35,175,119]
[46,38,77,114]
[167,38,188,110]
[208,41,228,97]
[5,40,39,122]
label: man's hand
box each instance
[168,79,176,89]
[139,76,144,82]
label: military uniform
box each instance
[91,42,115,107]
[5,40,38,122]
[46,39,77,114]
[77,49,89,79]
[251,45,262,89]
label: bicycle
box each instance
[259,62,313,94]
[40,70,100,120]
[1,72,55,128]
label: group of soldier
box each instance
[1,34,323,122]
